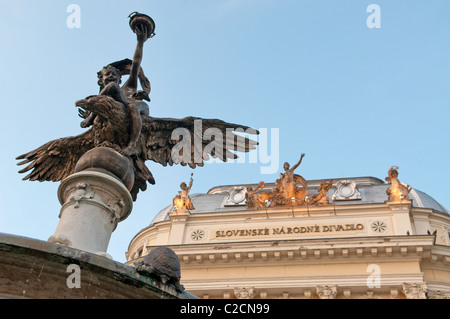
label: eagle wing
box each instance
[16,129,95,182]
[142,116,258,168]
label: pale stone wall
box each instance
[126,184,450,299]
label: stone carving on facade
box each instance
[223,186,247,206]
[316,285,338,299]
[276,153,308,206]
[173,173,195,212]
[370,220,388,233]
[190,229,206,241]
[245,182,267,209]
[427,290,450,299]
[309,180,334,205]
[402,282,427,299]
[234,287,255,299]
[386,166,410,202]
[438,225,450,245]
[332,180,361,200]
[245,154,340,209]
[246,154,313,209]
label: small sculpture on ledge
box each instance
[310,180,334,205]
[245,182,266,209]
[276,153,308,206]
[385,166,410,202]
[134,246,185,293]
[173,173,195,212]
[246,153,312,209]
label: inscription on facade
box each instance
[213,223,365,239]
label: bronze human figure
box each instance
[16,13,258,201]
[80,16,151,156]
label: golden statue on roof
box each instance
[173,173,195,211]
[385,166,410,202]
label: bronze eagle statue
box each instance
[16,94,258,201]
[16,12,258,201]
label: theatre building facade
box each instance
[126,175,450,299]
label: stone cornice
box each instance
[130,235,435,266]
[183,273,425,292]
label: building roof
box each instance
[150,176,449,225]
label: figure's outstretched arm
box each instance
[291,153,305,171]
[325,180,334,191]
[255,181,265,191]
[124,24,148,90]
[187,173,194,191]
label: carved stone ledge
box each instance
[427,290,450,299]
[316,285,338,299]
[222,253,229,262]
[390,288,399,299]
[402,282,427,299]
[234,287,255,299]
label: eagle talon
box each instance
[120,146,139,156]
[80,116,94,128]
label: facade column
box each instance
[387,200,413,235]
[168,210,190,244]
[411,211,432,235]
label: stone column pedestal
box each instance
[49,169,133,258]
[48,147,134,259]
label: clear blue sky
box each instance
[1,0,449,262]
